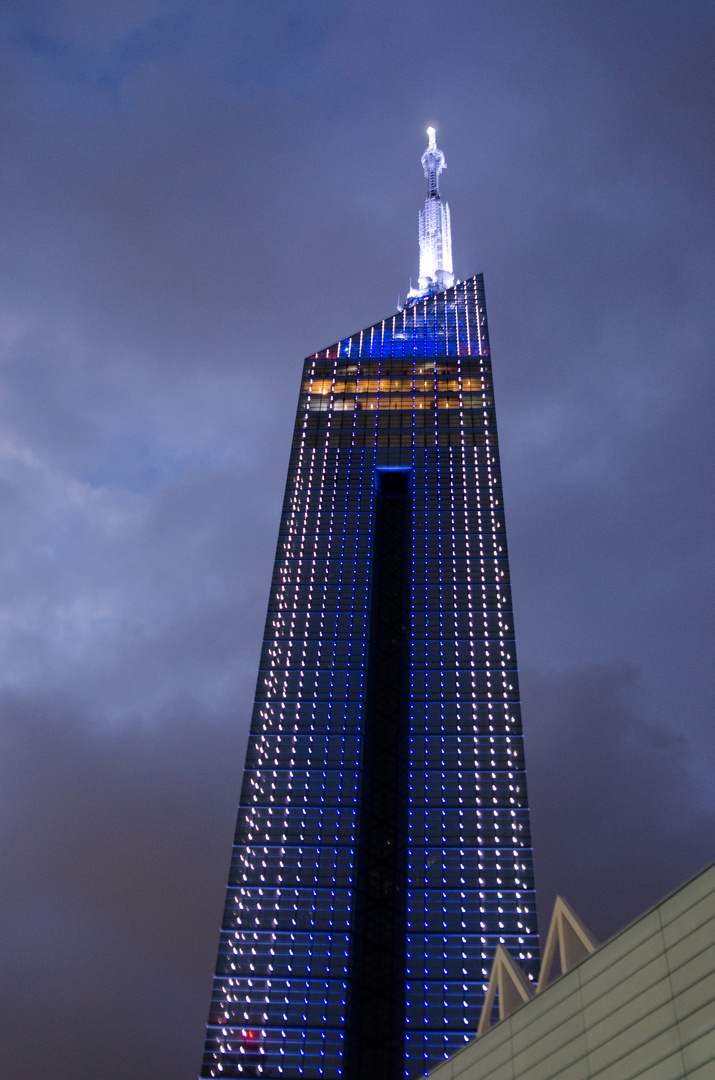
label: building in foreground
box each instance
[427,858,715,1080]
[200,129,539,1080]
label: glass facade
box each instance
[201,275,539,1080]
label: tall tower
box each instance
[200,131,539,1080]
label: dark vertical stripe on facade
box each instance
[344,468,412,1080]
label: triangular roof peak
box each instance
[477,944,534,1037]
[477,895,598,1037]
[536,895,598,993]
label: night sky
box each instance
[1,3,714,1078]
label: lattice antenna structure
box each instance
[407,126,455,305]
[422,125,446,197]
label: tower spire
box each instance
[423,125,444,196]
[406,126,454,305]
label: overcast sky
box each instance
[1,2,714,1078]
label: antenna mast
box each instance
[406,126,454,305]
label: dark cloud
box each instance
[0,1,713,1076]
[0,691,241,1080]
[522,661,715,945]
